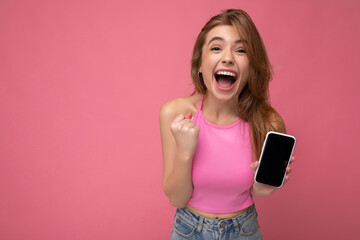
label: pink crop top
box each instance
[187,95,255,213]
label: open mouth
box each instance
[215,70,237,90]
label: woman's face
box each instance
[200,25,249,101]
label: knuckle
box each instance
[170,122,178,129]
[181,119,189,124]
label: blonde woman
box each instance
[160,9,295,240]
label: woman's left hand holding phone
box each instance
[250,156,295,197]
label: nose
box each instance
[221,49,234,64]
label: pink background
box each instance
[1,0,359,239]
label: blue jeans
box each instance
[169,204,262,240]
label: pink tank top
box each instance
[187,95,255,213]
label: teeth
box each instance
[216,71,236,77]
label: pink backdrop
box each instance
[1,0,359,239]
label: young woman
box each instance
[159,9,295,240]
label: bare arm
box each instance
[159,100,199,208]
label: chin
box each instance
[212,89,238,101]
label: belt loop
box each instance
[196,216,204,232]
[232,217,240,233]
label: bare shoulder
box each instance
[159,94,201,123]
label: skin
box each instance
[199,25,249,123]
[159,25,295,219]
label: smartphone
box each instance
[254,131,296,188]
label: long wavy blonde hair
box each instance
[191,9,286,159]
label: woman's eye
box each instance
[236,49,246,53]
[211,47,221,51]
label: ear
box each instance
[198,66,202,73]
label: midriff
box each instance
[185,204,250,219]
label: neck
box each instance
[201,93,239,125]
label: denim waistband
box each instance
[175,204,256,233]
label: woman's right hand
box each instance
[170,112,199,157]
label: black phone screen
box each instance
[255,132,295,187]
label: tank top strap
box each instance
[192,95,203,122]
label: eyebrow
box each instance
[207,37,243,45]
